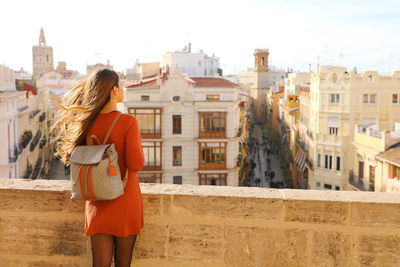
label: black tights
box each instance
[90,234,137,267]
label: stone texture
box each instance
[309,231,352,267]
[224,226,308,267]
[168,224,224,263]
[1,179,400,266]
[134,223,167,259]
[357,235,400,266]
[350,202,400,227]
[284,200,349,224]
[173,195,283,220]
[0,216,87,257]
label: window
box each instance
[393,94,400,104]
[199,112,226,138]
[141,95,150,101]
[138,173,161,183]
[324,154,332,170]
[206,95,220,101]
[173,146,182,166]
[172,96,181,102]
[199,142,226,170]
[369,165,375,183]
[142,141,162,170]
[359,161,364,178]
[389,165,400,178]
[173,176,182,184]
[129,108,161,138]
[335,186,340,190]
[199,173,227,186]
[317,154,321,168]
[172,115,182,134]
[329,127,338,135]
[324,184,332,190]
[330,94,340,103]
[363,94,376,104]
[336,156,341,171]
[316,182,321,189]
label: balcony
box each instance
[1,179,400,266]
[348,171,374,191]
[140,129,161,139]
[199,162,226,170]
[199,131,226,139]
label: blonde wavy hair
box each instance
[52,68,119,164]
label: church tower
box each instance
[32,28,54,78]
[254,48,269,72]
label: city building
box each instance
[0,64,51,179]
[237,49,285,98]
[162,44,221,77]
[305,66,400,190]
[266,82,284,128]
[126,60,161,81]
[32,28,54,78]
[87,61,113,75]
[122,68,241,186]
[351,123,400,191]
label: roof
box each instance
[126,75,238,89]
[190,77,238,88]
[376,144,400,167]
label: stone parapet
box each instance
[1,178,400,266]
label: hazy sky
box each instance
[1,0,400,75]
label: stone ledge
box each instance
[1,178,400,204]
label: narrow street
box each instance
[247,89,284,188]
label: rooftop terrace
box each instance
[1,179,400,266]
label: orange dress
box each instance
[84,111,145,237]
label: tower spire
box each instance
[39,27,46,46]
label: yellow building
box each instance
[351,124,400,191]
[307,66,400,190]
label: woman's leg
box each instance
[114,235,137,267]
[90,234,114,267]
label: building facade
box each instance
[307,66,400,190]
[32,28,54,78]
[237,49,285,98]
[123,69,241,186]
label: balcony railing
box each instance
[173,160,182,166]
[142,163,162,171]
[140,129,161,139]
[199,131,226,139]
[348,171,374,191]
[199,162,226,170]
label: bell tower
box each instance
[254,48,269,72]
[32,28,54,78]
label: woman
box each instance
[53,68,145,266]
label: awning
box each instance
[295,150,307,173]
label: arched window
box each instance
[261,57,265,66]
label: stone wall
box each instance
[1,178,400,266]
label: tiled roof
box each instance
[126,78,161,89]
[377,144,400,167]
[190,77,238,88]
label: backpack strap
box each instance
[103,112,122,144]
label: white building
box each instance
[122,68,241,186]
[0,64,52,179]
[237,49,285,98]
[162,44,220,77]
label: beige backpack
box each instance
[69,113,127,201]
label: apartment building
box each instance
[351,123,400,191]
[122,68,241,186]
[306,66,400,190]
[0,65,51,179]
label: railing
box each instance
[142,163,162,171]
[30,130,42,152]
[21,131,33,149]
[296,137,307,153]
[199,131,226,139]
[31,157,43,180]
[348,171,374,191]
[199,162,226,170]
[140,129,161,139]
[39,112,46,123]
[28,109,40,119]
[172,160,182,166]
[237,127,243,137]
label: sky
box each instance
[1,0,400,75]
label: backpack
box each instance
[69,113,126,201]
